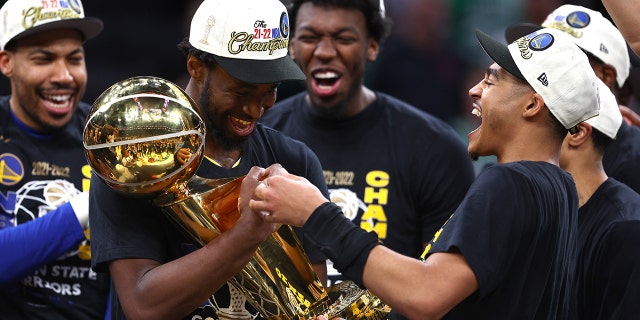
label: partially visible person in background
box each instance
[261,0,475,297]
[559,79,640,320]
[506,4,640,194]
[0,0,110,319]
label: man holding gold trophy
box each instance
[85,0,355,318]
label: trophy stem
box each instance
[155,175,389,319]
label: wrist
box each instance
[303,202,379,287]
[69,192,89,229]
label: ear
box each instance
[522,92,545,119]
[565,122,592,147]
[367,38,380,62]
[289,38,297,59]
[600,64,617,89]
[0,51,14,77]
[186,55,206,82]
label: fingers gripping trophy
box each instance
[83,76,390,320]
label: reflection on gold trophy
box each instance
[83,76,390,319]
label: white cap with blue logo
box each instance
[477,27,600,131]
[0,0,103,50]
[189,0,305,84]
[542,5,630,87]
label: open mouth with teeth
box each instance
[468,106,482,136]
[311,70,342,97]
[229,115,255,137]
[41,93,74,116]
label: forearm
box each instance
[0,201,85,286]
[302,203,478,319]
[361,249,461,320]
[112,219,263,319]
[602,0,640,54]
[302,202,379,286]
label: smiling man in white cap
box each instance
[0,0,109,319]
[88,0,329,319]
[242,27,600,319]
[559,79,640,319]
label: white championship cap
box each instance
[0,0,103,50]
[587,78,622,139]
[189,0,305,84]
[476,27,600,131]
[506,5,630,87]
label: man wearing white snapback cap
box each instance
[0,0,109,319]
[559,79,640,319]
[88,0,329,319]
[243,27,600,319]
[505,5,640,195]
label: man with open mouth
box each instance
[247,27,601,319]
[0,0,109,319]
[261,1,475,304]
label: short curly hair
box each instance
[177,37,217,68]
[288,0,393,44]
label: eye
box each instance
[297,34,319,43]
[335,36,357,44]
[32,55,52,64]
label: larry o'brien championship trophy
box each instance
[83,76,390,319]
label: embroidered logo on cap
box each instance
[21,0,83,30]
[226,11,289,56]
[199,15,215,45]
[537,73,549,87]
[566,11,590,29]
[279,12,289,38]
[529,33,554,51]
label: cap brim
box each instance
[8,17,103,46]
[214,54,306,84]
[504,22,542,43]
[476,29,525,80]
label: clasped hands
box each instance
[239,164,330,228]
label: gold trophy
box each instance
[83,76,390,319]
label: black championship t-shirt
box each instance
[425,161,578,319]
[574,178,640,320]
[602,122,640,194]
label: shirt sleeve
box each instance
[0,201,85,286]
[428,166,528,297]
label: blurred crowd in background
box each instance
[2,0,638,138]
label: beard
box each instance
[199,75,248,152]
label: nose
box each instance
[50,60,74,85]
[242,99,265,120]
[468,81,482,99]
[314,36,337,60]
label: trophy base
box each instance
[307,281,390,320]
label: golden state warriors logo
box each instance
[529,33,554,51]
[66,0,84,15]
[566,11,590,29]
[0,153,24,186]
[280,12,290,38]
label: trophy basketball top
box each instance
[83,76,206,197]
